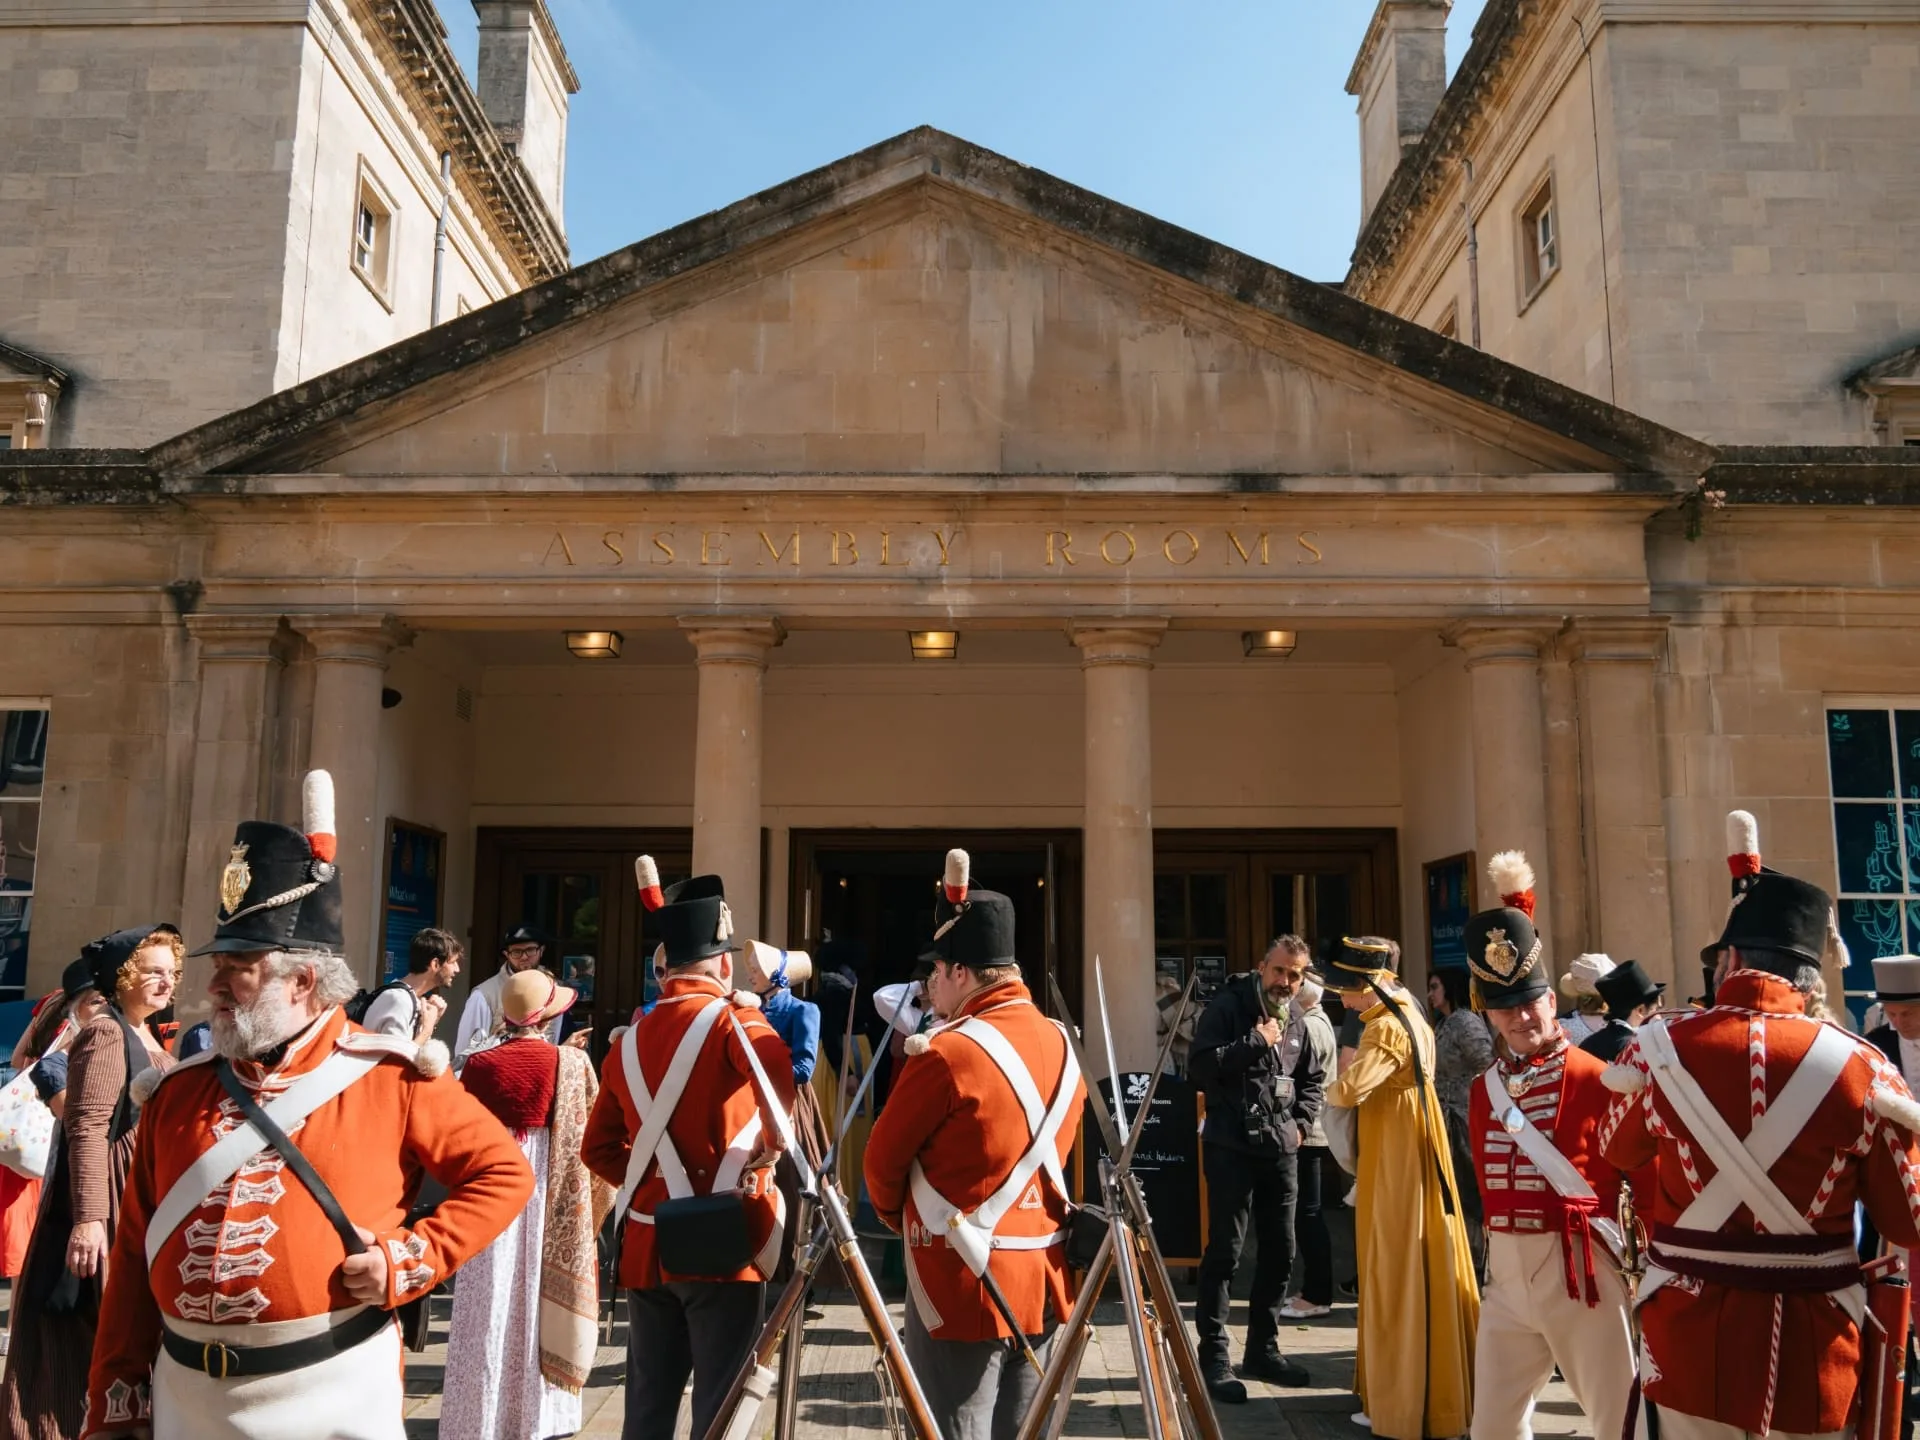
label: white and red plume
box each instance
[302,770,337,864]
[1726,810,1762,881]
[1488,850,1536,920]
[635,855,664,912]
[944,848,970,905]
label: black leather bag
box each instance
[652,1192,755,1279]
[1064,1203,1110,1272]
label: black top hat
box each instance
[81,924,179,998]
[1594,959,1665,1017]
[192,771,344,958]
[655,874,739,968]
[1327,936,1400,982]
[1711,869,1835,971]
[1465,906,1550,1009]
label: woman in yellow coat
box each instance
[1326,937,1478,1439]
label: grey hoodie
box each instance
[1290,980,1339,1148]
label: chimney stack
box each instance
[473,0,579,223]
[1346,0,1450,231]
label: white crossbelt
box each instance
[1635,1016,1863,1321]
[908,1011,1080,1277]
[1479,1066,1625,1259]
[146,1048,385,1267]
[614,997,762,1224]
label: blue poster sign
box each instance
[1425,852,1474,971]
[381,820,445,983]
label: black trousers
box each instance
[1292,1143,1333,1306]
[623,1281,766,1440]
[1195,1142,1298,1361]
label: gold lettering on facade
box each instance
[830,531,859,566]
[544,531,576,567]
[701,531,730,566]
[880,530,908,567]
[1162,529,1199,566]
[1226,530,1271,565]
[932,529,957,566]
[650,531,675,564]
[759,529,800,567]
[1045,531,1077,567]
[1295,531,1323,565]
[602,530,624,565]
[1099,530,1136,566]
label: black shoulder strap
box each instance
[215,1059,368,1257]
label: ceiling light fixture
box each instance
[1242,630,1298,659]
[908,629,959,660]
[565,630,623,660]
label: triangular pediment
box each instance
[149,130,1711,483]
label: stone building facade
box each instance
[0,0,574,449]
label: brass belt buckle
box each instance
[201,1341,235,1379]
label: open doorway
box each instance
[786,830,1084,1020]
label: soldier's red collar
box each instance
[1716,970,1810,1015]
[952,977,1032,1020]
[658,975,729,1001]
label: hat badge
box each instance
[1484,926,1520,981]
[219,843,252,918]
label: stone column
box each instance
[1451,623,1559,914]
[1567,618,1677,987]
[298,616,409,982]
[682,618,784,944]
[1070,620,1166,1075]
[179,615,290,1013]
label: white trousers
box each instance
[154,1311,405,1440]
[1649,1409,1846,1440]
[1469,1230,1636,1440]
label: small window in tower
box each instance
[1519,173,1559,306]
[350,160,397,311]
[1434,303,1460,341]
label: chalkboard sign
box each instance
[1081,1073,1203,1266]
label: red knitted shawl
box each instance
[461,1037,559,1134]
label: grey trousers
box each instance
[902,1299,1055,1440]
[623,1281,766,1440]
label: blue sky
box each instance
[436,1,1489,283]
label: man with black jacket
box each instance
[1187,934,1326,1401]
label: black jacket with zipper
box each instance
[1187,973,1325,1157]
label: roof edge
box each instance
[0,450,158,505]
[1711,446,1920,505]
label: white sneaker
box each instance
[1351,1415,1372,1430]
[1280,1298,1332,1319]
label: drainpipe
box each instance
[1462,156,1483,349]
[429,150,453,326]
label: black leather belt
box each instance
[160,1305,392,1379]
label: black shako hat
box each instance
[1712,869,1835,970]
[1594,959,1665,1017]
[1466,850,1550,1010]
[82,924,180,997]
[928,849,1018,970]
[193,771,344,958]
[635,858,740,967]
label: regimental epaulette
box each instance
[337,1028,450,1078]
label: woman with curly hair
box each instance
[1,925,176,1439]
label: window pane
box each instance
[1835,802,1903,894]
[1829,709,1896,798]
[1269,874,1298,940]
[1188,872,1228,941]
[1153,873,1184,942]
[0,802,38,892]
[1897,712,1920,800]
[0,894,27,999]
[1313,873,1353,948]
[1907,803,1920,890]
[1192,951,1227,1000]
[1839,898,1905,974]
[0,711,48,798]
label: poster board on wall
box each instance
[1424,852,1475,972]
[380,819,446,984]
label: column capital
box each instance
[1444,620,1565,667]
[680,616,786,667]
[1562,616,1670,665]
[293,614,412,667]
[184,612,291,664]
[1068,619,1169,668]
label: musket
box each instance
[712,1009,944,1440]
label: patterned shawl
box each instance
[539,1044,614,1391]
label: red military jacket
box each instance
[863,980,1086,1342]
[1602,972,1920,1434]
[1470,1036,1632,1304]
[86,1007,532,1438]
[581,976,795,1289]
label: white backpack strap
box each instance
[614,999,726,1222]
[146,1049,384,1266]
